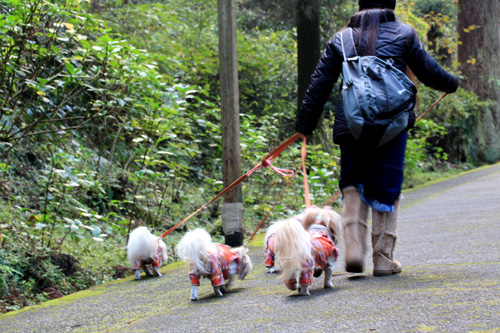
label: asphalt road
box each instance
[1,162,500,332]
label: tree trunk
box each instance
[296,0,321,113]
[218,0,244,246]
[458,0,500,163]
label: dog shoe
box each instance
[214,286,224,297]
[153,267,162,277]
[299,285,310,296]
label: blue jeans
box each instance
[339,130,407,212]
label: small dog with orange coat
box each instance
[176,228,253,300]
[272,206,341,295]
[127,226,168,280]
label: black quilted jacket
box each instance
[295,19,459,141]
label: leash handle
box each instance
[416,92,448,123]
[261,132,305,163]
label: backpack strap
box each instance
[340,28,358,61]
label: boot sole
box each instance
[345,262,364,273]
[373,269,402,276]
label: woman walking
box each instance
[295,0,459,275]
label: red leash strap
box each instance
[160,170,253,238]
[300,134,311,208]
[416,92,448,123]
[261,132,309,208]
[261,132,305,164]
[161,133,307,239]
[246,174,296,243]
[246,134,310,243]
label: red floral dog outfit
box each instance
[133,237,164,269]
[189,244,240,287]
[285,229,338,289]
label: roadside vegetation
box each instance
[0,0,483,313]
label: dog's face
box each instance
[232,247,252,280]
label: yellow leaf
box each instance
[467,58,477,65]
[467,25,476,31]
[28,214,41,223]
[36,91,45,96]
[64,22,75,31]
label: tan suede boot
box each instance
[371,199,402,276]
[342,186,369,273]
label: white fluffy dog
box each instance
[176,228,253,301]
[264,215,302,273]
[127,226,168,280]
[273,206,341,296]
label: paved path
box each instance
[1,163,500,332]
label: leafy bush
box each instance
[0,0,487,315]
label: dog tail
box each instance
[127,226,156,267]
[265,217,302,245]
[273,218,312,281]
[176,228,215,275]
[264,219,284,245]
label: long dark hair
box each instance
[345,9,396,56]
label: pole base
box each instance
[225,231,244,247]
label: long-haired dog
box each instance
[127,226,168,280]
[273,206,341,296]
[176,228,253,301]
[264,215,302,273]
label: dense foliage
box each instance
[0,0,482,313]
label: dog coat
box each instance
[264,233,276,268]
[285,229,338,289]
[133,237,164,269]
[189,243,240,287]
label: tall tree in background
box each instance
[238,0,352,117]
[458,0,500,163]
[296,0,321,113]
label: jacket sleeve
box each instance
[406,29,459,93]
[295,35,343,136]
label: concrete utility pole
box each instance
[218,0,243,246]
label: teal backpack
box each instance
[340,28,417,147]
